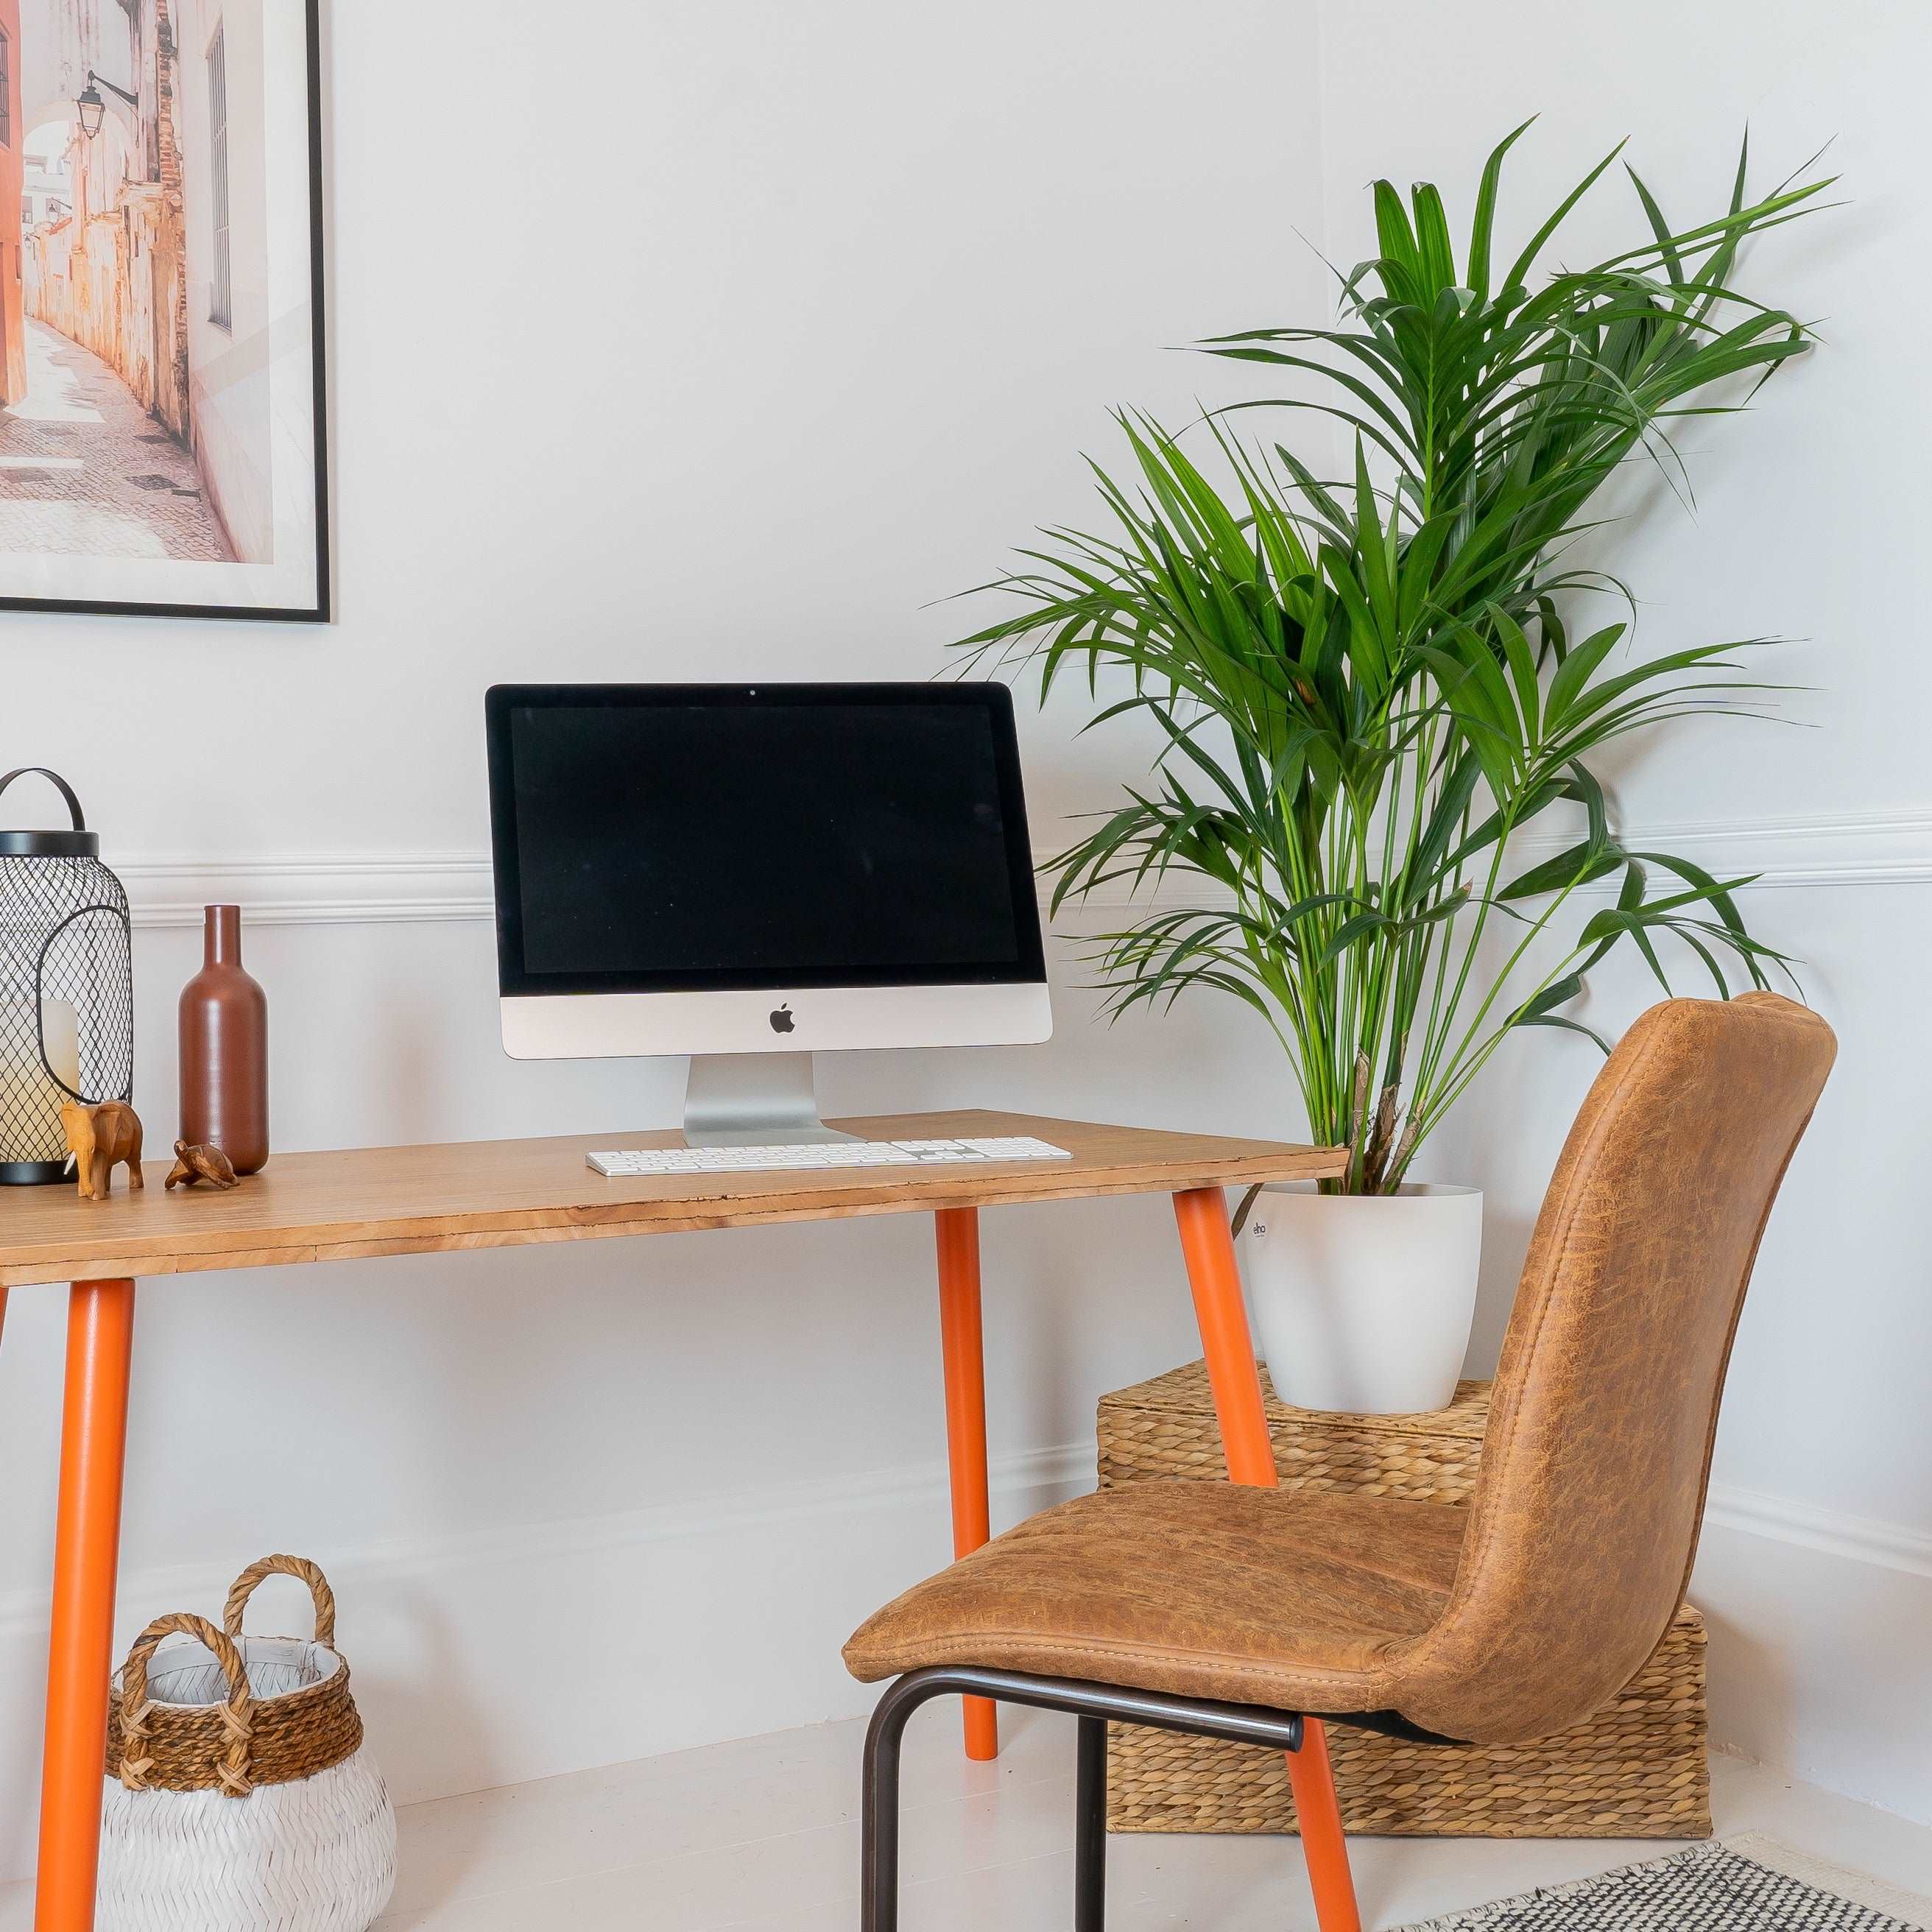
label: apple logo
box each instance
[769,1004,796,1035]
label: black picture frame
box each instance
[0,0,330,624]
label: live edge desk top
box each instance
[0,1110,1347,1289]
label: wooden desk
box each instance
[0,1110,1347,1932]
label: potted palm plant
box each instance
[953,127,1827,1412]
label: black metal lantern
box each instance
[0,769,134,1184]
[77,69,138,142]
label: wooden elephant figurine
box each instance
[60,1101,144,1202]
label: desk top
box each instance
[0,1111,1345,1287]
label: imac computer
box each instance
[484,683,1053,1154]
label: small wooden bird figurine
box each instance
[165,1140,240,1191]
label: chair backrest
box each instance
[1393,993,1835,1744]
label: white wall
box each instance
[0,0,1924,1880]
[0,0,1332,1882]
[1314,0,1932,1823]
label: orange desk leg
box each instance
[1173,1191,1361,1932]
[934,1207,998,1762]
[35,1279,137,1932]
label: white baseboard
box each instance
[1695,1491,1932,1827]
[0,1439,1096,1886]
[0,1439,1096,1648]
[1,1459,1914,1654]
[1705,1480,1932,1583]
[0,1445,1924,1882]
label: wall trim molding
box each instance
[1704,1481,1932,1584]
[118,853,499,929]
[110,809,1932,930]
[0,1439,1095,1646]
[3,1443,1919,1646]
[1511,809,1932,895]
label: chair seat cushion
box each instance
[843,1479,1466,1713]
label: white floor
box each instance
[7,1713,1931,1931]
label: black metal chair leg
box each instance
[1075,1715,1107,1931]
[861,1685,909,1931]
[861,1673,959,1932]
[856,1667,1330,1931]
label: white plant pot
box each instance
[1240,1182,1483,1415]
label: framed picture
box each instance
[0,0,326,622]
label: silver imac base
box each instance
[682,1052,859,1147]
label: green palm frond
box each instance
[951,128,1826,1193]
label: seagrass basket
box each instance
[1096,1363,1712,1839]
[99,1556,396,1932]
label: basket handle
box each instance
[119,1613,254,1797]
[224,1554,338,1649]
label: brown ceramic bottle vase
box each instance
[179,904,269,1174]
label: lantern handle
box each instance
[33,903,135,1105]
[0,768,85,831]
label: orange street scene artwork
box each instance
[0,0,323,619]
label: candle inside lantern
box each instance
[1,1000,81,1163]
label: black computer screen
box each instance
[486,685,1046,994]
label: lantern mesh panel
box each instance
[0,854,134,1163]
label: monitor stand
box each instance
[682,1052,859,1147]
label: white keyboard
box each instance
[587,1136,1073,1177]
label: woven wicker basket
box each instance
[99,1556,396,1932]
[1097,1363,1711,1839]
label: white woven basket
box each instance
[99,1557,396,1932]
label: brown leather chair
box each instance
[844,993,1836,1931]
